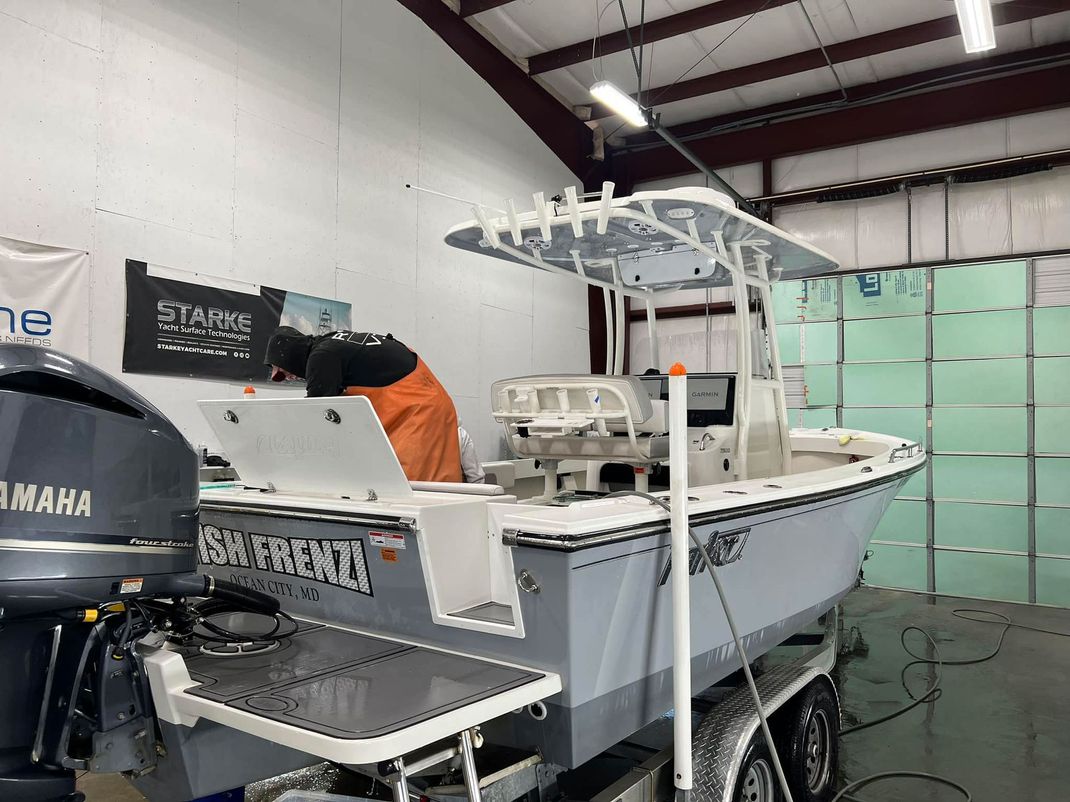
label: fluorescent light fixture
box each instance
[954,0,996,54]
[590,80,648,128]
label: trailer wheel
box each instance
[733,736,783,802]
[783,680,839,801]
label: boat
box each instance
[185,184,925,774]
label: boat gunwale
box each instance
[503,457,924,552]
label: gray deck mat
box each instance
[183,626,541,739]
[185,626,411,702]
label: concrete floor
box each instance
[77,586,1070,802]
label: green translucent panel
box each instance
[843,269,926,318]
[772,278,838,323]
[931,407,1027,454]
[932,310,1026,358]
[1036,458,1070,505]
[935,551,1028,602]
[934,502,1027,551]
[932,358,1026,405]
[1036,507,1070,555]
[843,316,925,362]
[873,499,926,545]
[1036,408,1070,455]
[804,364,838,406]
[780,322,839,365]
[842,362,925,406]
[863,543,927,591]
[777,324,801,364]
[933,261,1026,312]
[898,465,927,499]
[787,407,837,428]
[931,456,1027,502]
[800,322,838,363]
[842,407,926,444]
[1034,306,1070,356]
[1036,558,1070,607]
[772,281,805,323]
[1035,358,1070,404]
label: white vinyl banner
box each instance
[0,235,89,359]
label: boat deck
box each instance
[143,617,562,764]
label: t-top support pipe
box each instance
[668,362,692,793]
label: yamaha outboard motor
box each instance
[0,346,276,801]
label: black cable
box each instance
[616,0,643,92]
[602,0,773,141]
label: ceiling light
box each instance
[954,0,996,54]
[590,81,648,128]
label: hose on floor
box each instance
[833,607,1070,800]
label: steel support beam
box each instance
[396,0,594,179]
[590,0,1067,119]
[617,62,1070,184]
[459,0,516,17]
[529,0,795,75]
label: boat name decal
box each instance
[256,434,340,458]
[0,481,91,517]
[197,523,372,597]
[657,527,750,586]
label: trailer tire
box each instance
[732,736,783,802]
[783,680,839,801]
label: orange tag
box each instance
[380,548,399,563]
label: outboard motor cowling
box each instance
[0,345,200,802]
[0,345,199,616]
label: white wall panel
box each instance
[774,146,857,194]
[533,268,589,334]
[773,202,858,270]
[476,302,533,460]
[336,0,421,288]
[232,110,337,295]
[0,0,102,49]
[856,121,1008,180]
[98,0,238,239]
[236,0,341,146]
[908,184,948,264]
[856,194,908,269]
[414,287,481,400]
[0,12,99,249]
[335,267,417,347]
[949,180,1012,260]
[1007,108,1070,155]
[1010,168,1070,254]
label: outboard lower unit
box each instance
[0,346,274,802]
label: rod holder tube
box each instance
[668,364,692,792]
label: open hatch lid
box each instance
[199,395,413,500]
[444,186,839,294]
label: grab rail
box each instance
[888,442,923,463]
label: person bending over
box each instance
[265,327,461,483]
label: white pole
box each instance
[668,362,692,795]
[613,291,626,375]
[646,299,660,372]
[603,289,614,374]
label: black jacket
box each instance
[264,328,417,397]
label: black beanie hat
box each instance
[264,326,314,380]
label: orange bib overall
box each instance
[343,356,462,483]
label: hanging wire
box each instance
[602,0,774,141]
[591,0,620,82]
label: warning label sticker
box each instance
[119,577,144,594]
[380,548,399,563]
[369,531,406,550]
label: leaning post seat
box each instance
[490,374,668,464]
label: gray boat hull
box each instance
[198,475,903,768]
